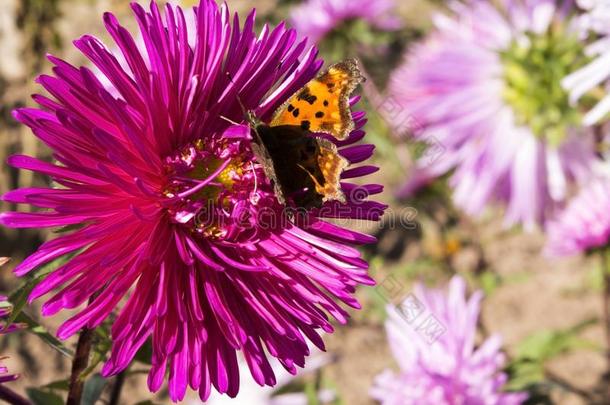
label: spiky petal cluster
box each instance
[0,1,384,401]
[289,0,402,44]
[370,276,527,405]
[545,176,610,256]
[391,0,598,229]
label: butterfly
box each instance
[248,58,364,209]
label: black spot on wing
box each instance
[292,108,300,118]
[300,120,311,130]
[315,111,324,118]
[287,104,295,112]
[297,87,317,105]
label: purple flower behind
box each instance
[390,0,599,229]
[0,1,384,401]
[545,176,610,256]
[371,276,527,405]
[563,0,610,125]
[290,0,402,44]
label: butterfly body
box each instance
[249,59,364,208]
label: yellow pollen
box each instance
[183,157,244,202]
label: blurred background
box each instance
[1,0,609,404]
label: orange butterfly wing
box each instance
[270,58,364,140]
[313,138,348,202]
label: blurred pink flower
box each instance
[563,0,610,125]
[371,276,527,405]
[545,175,610,256]
[290,0,402,44]
[0,0,384,401]
[390,0,598,229]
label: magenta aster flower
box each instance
[545,175,610,256]
[0,1,383,401]
[391,0,599,229]
[370,276,527,405]
[289,0,402,44]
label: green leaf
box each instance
[505,319,599,394]
[6,254,72,327]
[15,312,73,358]
[3,255,75,359]
[82,374,107,405]
[53,223,86,234]
[515,318,598,362]
[6,278,40,328]
[479,271,500,296]
[42,379,70,391]
[504,359,555,403]
[26,388,64,405]
[126,369,150,376]
[504,359,545,391]
[81,334,112,380]
[587,260,605,292]
[304,378,318,405]
[134,339,153,365]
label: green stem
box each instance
[65,293,100,405]
[600,248,610,401]
[65,327,94,405]
[108,371,126,405]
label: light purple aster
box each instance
[563,0,610,125]
[0,0,384,401]
[545,173,610,256]
[370,276,527,405]
[289,0,402,44]
[390,0,599,229]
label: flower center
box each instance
[501,24,588,146]
[163,139,263,240]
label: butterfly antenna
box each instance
[250,161,258,196]
[297,164,323,192]
[226,71,249,117]
[219,115,240,126]
[268,61,284,92]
